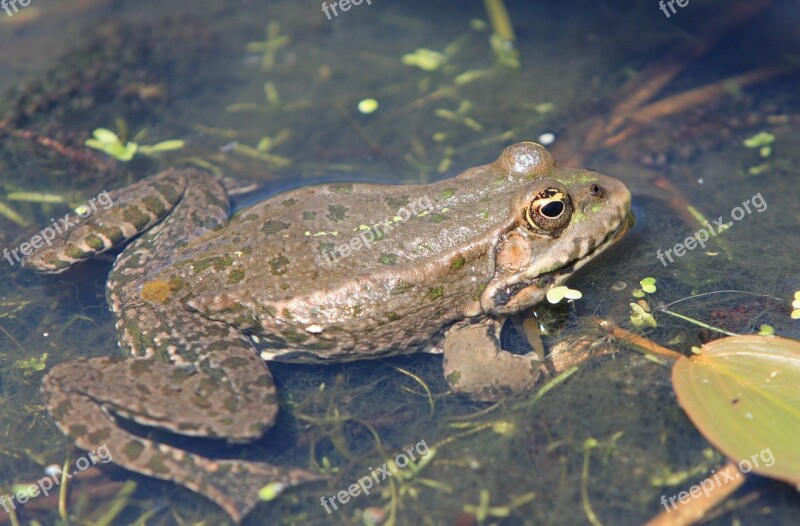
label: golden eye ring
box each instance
[524,188,572,232]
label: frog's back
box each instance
[157,164,526,360]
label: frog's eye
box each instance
[524,188,572,232]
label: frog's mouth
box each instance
[483,211,633,315]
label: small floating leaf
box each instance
[629,303,656,329]
[743,131,775,148]
[546,286,582,304]
[639,277,657,294]
[672,335,800,485]
[401,48,446,71]
[138,140,185,155]
[357,98,379,114]
[15,352,48,374]
[258,482,287,501]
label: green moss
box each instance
[327,204,348,222]
[261,219,291,236]
[228,268,246,284]
[428,286,444,300]
[379,253,398,265]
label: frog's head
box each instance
[480,142,632,315]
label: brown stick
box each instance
[645,461,746,526]
[0,121,113,171]
[596,320,685,362]
[623,65,797,126]
[605,0,774,135]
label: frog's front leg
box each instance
[442,318,545,402]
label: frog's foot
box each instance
[442,319,545,402]
[42,355,325,522]
[23,169,222,274]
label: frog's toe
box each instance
[442,320,543,402]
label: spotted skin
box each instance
[35,169,322,522]
[28,143,632,521]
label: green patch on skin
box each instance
[386,311,401,321]
[318,241,335,254]
[351,304,362,316]
[570,210,588,224]
[282,198,297,207]
[65,245,88,260]
[141,195,166,217]
[228,268,246,284]
[178,422,202,431]
[451,255,466,270]
[122,206,151,231]
[480,210,489,220]
[390,282,414,295]
[95,225,125,244]
[213,256,234,271]
[221,356,249,369]
[170,368,194,383]
[203,189,227,210]
[191,396,213,409]
[263,306,277,317]
[191,258,216,273]
[123,441,145,461]
[326,204,348,222]
[152,181,182,205]
[222,396,238,412]
[386,195,410,209]
[302,211,317,220]
[269,254,290,275]
[42,255,70,271]
[147,455,171,475]
[328,183,353,194]
[87,427,112,444]
[68,424,88,438]
[379,253,398,265]
[129,360,153,377]
[446,371,461,385]
[51,400,73,420]
[169,276,187,292]
[261,219,291,236]
[282,328,309,344]
[554,172,597,184]
[84,234,105,251]
[428,286,444,300]
[282,308,294,320]
[428,214,447,223]
[439,188,456,199]
[473,282,487,301]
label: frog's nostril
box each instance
[590,184,603,197]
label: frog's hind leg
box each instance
[22,168,197,273]
[43,353,324,522]
[41,171,322,521]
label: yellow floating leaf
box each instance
[672,335,800,486]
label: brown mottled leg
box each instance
[42,354,323,522]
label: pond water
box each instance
[1,0,799,525]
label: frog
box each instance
[24,142,631,522]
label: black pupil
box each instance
[541,201,564,218]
